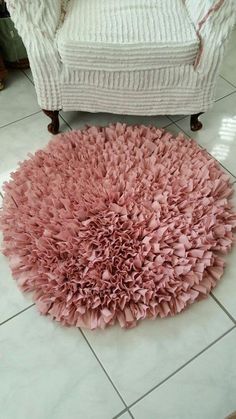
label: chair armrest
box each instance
[184,0,224,27]
[5,0,70,109]
[184,0,236,75]
[5,0,65,70]
[6,0,67,44]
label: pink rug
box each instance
[1,124,236,329]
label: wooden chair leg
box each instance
[190,112,204,131]
[0,54,8,90]
[42,109,60,135]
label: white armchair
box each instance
[6,0,236,134]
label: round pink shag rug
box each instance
[1,124,236,329]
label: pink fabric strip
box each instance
[194,0,225,69]
[198,0,225,30]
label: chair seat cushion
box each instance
[57,0,199,71]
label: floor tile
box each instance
[0,308,124,419]
[212,183,236,321]
[176,93,236,177]
[118,412,132,419]
[168,76,236,123]
[0,112,69,191]
[61,110,172,131]
[220,29,236,87]
[215,76,236,101]
[212,250,236,322]
[168,114,186,123]
[131,328,236,419]
[22,68,34,84]
[168,123,236,181]
[83,297,233,405]
[165,123,189,137]
[0,70,39,127]
[0,249,31,324]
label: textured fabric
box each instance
[1,126,236,329]
[58,0,199,70]
[184,0,228,26]
[6,0,68,109]
[6,0,236,113]
[60,66,215,114]
[185,0,236,74]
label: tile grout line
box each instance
[112,408,134,419]
[174,120,236,179]
[168,116,186,124]
[79,328,128,410]
[59,116,173,132]
[220,74,236,89]
[165,116,175,125]
[207,154,236,179]
[59,113,73,130]
[164,121,176,129]
[204,149,236,180]
[21,69,34,86]
[210,293,236,325]
[174,121,195,141]
[0,110,41,130]
[0,304,133,419]
[127,325,236,411]
[0,303,35,327]
[128,409,135,419]
[215,89,236,103]
[112,408,130,419]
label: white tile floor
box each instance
[0,30,236,419]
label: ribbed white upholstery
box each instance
[61,66,215,115]
[185,0,236,75]
[6,0,64,109]
[6,0,236,114]
[58,0,199,70]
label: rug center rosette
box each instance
[1,124,236,329]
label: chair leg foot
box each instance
[190,113,204,131]
[42,109,60,135]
